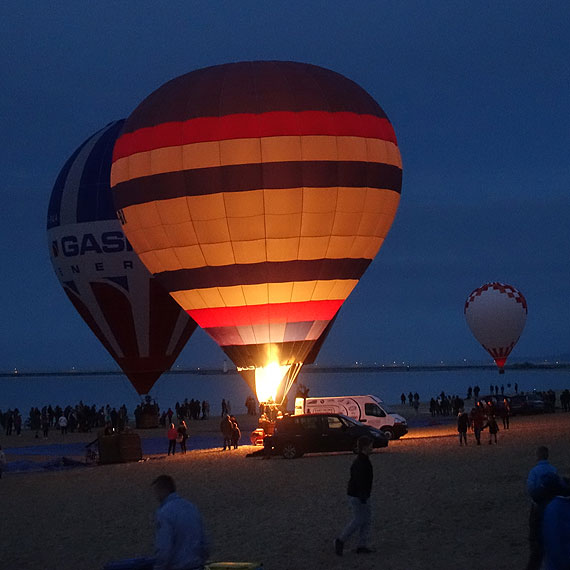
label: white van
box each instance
[294,395,408,439]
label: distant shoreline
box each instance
[3,361,569,378]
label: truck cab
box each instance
[295,395,408,439]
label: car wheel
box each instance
[381,428,393,440]
[282,442,300,459]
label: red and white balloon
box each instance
[464,282,528,373]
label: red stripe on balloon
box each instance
[113,111,397,160]
[187,299,343,329]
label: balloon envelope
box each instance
[464,282,528,371]
[47,121,197,394]
[111,61,402,400]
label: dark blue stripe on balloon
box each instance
[46,142,89,230]
[76,120,125,223]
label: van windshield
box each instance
[372,397,393,414]
[364,403,386,417]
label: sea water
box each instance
[1,367,569,413]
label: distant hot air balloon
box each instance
[47,120,197,394]
[464,282,528,373]
[111,61,402,403]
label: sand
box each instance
[1,410,570,570]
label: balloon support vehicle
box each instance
[263,413,388,459]
[295,395,407,439]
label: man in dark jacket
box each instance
[334,436,374,556]
[220,414,233,451]
[457,408,469,446]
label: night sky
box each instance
[2,2,569,371]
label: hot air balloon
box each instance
[47,120,197,395]
[464,282,528,373]
[111,61,402,403]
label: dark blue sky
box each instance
[2,2,569,370]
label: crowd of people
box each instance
[0,396,218,440]
[400,391,420,412]
[156,399,211,428]
[456,401,502,446]
[427,392,466,416]
[0,403,129,438]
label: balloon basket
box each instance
[136,409,159,429]
[98,432,142,464]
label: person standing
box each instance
[412,398,419,414]
[0,444,6,479]
[334,436,374,556]
[457,408,469,446]
[220,414,233,450]
[500,398,511,429]
[230,417,241,450]
[542,495,570,570]
[41,413,50,439]
[13,409,22,436]
[526,446,563,570]
[470,403,485,445]
[58,414,68,435]
[487,415,499,444]
[177,421,188,454]
[167,423,178,456]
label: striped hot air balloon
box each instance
[47,121,197,395]
[464,282,528,373]
[111,61,402,403]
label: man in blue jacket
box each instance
[152,475,209,570]
[526,447,567,570]
[334,436,374,556]
[103,475,209,570]
[542,495,570,570]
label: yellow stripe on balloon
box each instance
[121,185,398,248]
[169,279,360,311]
[110,136,402,186]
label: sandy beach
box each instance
[1,408,570,570]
